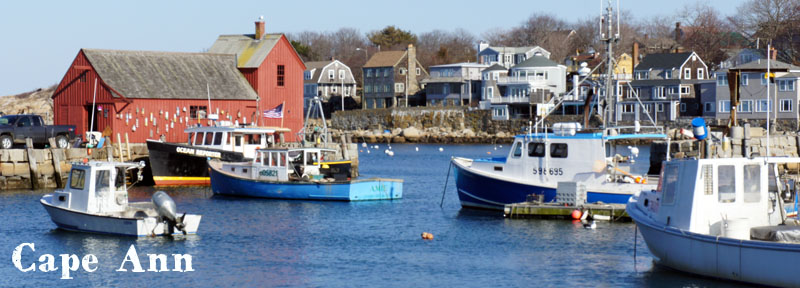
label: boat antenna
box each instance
[600,0,620,129]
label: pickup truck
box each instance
[0,114,76,149]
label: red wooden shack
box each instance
[208,19,306,139]
[52,18,305,143]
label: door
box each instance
[15,116,33,142]
[30,116,46,144]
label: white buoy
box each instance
[362,143,367,148]
[385,150,394,156]
[374,145,379,149]
[367,150,370,154]
[415,147,419,151]
[438,147,444,152]
[499,145,503,148]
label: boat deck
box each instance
[504,202,629,221]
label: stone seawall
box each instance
[331,107,602,144]
[0,144,149,190]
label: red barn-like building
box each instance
[208,19,306,138]
[52,18,305,143]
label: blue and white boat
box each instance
[453,123,666,210]
[209,147,402,201]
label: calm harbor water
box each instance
[1,144,747,287]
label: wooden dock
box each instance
[503,202,630,221]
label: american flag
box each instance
[263,103,284,118]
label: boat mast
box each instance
[600,0,620,129]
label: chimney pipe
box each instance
[632,42,639,69]
[255,16,265,40]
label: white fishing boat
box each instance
[628,156,800,286]
[41,161,201,236]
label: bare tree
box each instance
[417,29,477,67]
[730,0,800,62]
[677,3,732,66]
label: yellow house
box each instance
[615,53,633,80]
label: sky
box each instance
[0,0,746,96]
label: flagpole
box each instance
[280,101,285,128]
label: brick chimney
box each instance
[632,42,639,69]
[674,22,682,42]
[407,44,418,94]
[255,16,265,40]
[770,47,778,60]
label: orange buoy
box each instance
[421,232,434,240]
[571,209,582,220]
[87,148,92,156]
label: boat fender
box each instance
[301,174,310,181]
[571,210,582,220]
[634,176,646,184]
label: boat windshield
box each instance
[95,170,111,192]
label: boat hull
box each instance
[147,140,245,186]
[209,163,402,201]
[453,158,635,210]
[628,199,800,287]
[41,196,201,237]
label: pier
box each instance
[503,202,630,221]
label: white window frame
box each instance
[665,70,672,79]
[653,86,665,99]
[680,85,691,95]
[395,83,404,93]
[493,73,499,80]
[738,99,753,113]
[680,103,686,112]
[697,68,705,80]
[622,104,634,114]
[332,86,337,93]
[328,70,335,80]
[304,71,312,80]
[366,69,372,77]
[416,68,421,75]
[345,86,351,96]
[756,99,771,112]
[339,70,345,80]
[504,54,512,64]
[741,74,749,86]
[779,79,796,91]
[780,99,794,112]
[487,87,494,99]
[684,68,691,79]
[719,100,731,113]
[656,103,665,112]
[717,74,728,86]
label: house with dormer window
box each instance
[303,59,357,114]
[477,42,551,68]
[621,51,711,122]
[712,56,800,121]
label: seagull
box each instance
[583,221,596,229]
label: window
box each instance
[213,132,223,145]
[190,105,207,119]
[705,102,714,112]
[384,84,390,93]
[622,104,634,114]
[636,71,648,80]
[741,74,749,86]
[493,73,499,80]
[743,164,761,203]
[365,85,371,93]
[642,104,651,113]
[761,73,767,85]
[277,65,285,86]
[304,71,312,80]
[665,70,672,79]
[719,100,731,113]
[416,68,421,75]
[345,86,351,96]
[656,103,665,112]
[487,87,494,99]
[395,83,404,92]
[95,170,110,191]
[717,74,728,86]
[550,143,568,158]
[331,86,338,93]
[756,99,771,112]
[366,69,372,77]
[69,169,86,190]
[505,54,512,63]
[661,164,679,205]
[697,68,705,79]
[383,68,389,77]
[718,165,736,203]
[400,68,407,75]
[680,85,691,95]
[511,142,522,158]
[779,79,796,91]
[738,100,753,113]
[528,142,545,157]
[684,68,691,79]
[339,70,345,79]
[680,103,686,112]
[328,70,334,80]
[653,86,665,99]
[204,132,214,145]
[780,99,793,112]
[80,73,86,82]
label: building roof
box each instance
[83,49,257,100]
[304,60,333,84]
[208,34,283,68]
[364,51,406,68]
[421,77,466,84]
[484,64,508,72]
[732,59,800,71]
[429,62,489,68]
[486,46,539,54]
[776,72,800,79]
[512,56,560,69]
[635,52,694,70]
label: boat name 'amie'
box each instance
[175,146,222,159]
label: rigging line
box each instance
[440,160,454,208]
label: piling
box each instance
[25,138,40,189]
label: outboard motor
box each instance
[152,191,186,234]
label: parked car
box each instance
[0,114,76,149]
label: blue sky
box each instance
[0,0,745,96]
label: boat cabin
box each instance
[185,126,291,159]
[50,161,144,215]
[222,148,352,182]
[638,157,792,240]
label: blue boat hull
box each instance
[453,160,632,210]
[210,165,402,201]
